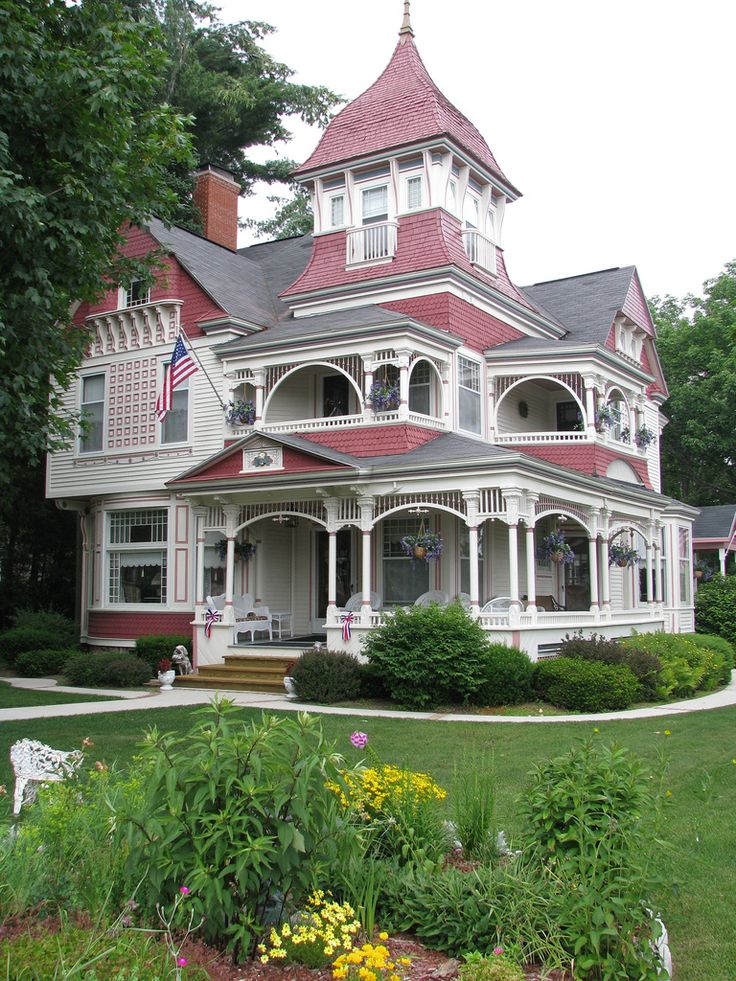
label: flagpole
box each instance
[179,325,227,411]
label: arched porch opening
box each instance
[408,358,443,418]
[263,363,363,426]
[495,377,586,439]
[533,513,593,611]
[608,524,651,610]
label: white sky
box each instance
[218,0,736,300]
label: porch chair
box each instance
[480,596,513,614]
[10,739,84,816]
[343,591,382,612]
[232,593,255,618]
[414,590,450,607]
[457,592,473,610]
[233,606,273,643]
[206,593,226,610]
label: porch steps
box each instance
[175,652,296,693]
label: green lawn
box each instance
[0,702,732,978]
[0,681,119,708]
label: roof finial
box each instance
[398,0,414,43]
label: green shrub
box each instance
[357,660,388,699]
[363,603,489,709]
[534,657,639,711]
[519,740,664,979]
[291,647,362,703]
[134,633,191,673]
[9,607,76,640]
[63,650,152,687]
[471,644,534,706]
[695,574,736,646]
[124,700,361,960]
[0,627,66,666]
[559,632,662,701]
[459,951,525,981]
[621,632,726,696]
[685,631,735,682]
[15,647,79,677]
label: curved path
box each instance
[0,672,735,724]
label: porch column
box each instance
[327,532,338,613]
[254,369,265,424]
[468,524,480,613]
[646,539,655,609]
[600,537,611,618]
[525,524,537,611]
[359,496,375,624]
[588,537,600,611]
[719,547,727,576]
[584,376,597,438]
[222,504,240,622]
[487,377,496,442]
[654,537,663,604]
[362,356,374,419]
[397,350,410,421]
[193,506,207,606]
[508,523,520,608]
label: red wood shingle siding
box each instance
[302,425,441,457]
[87,611,193,640]
[519,444,652,488]
[382,294,524,353]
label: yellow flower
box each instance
[664,729,671,736]
[379,932,388,940]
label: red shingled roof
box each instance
[293,36,514,189]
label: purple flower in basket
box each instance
[366,381,400,412]
[350,731,368,749]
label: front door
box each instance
[314,528,353,629]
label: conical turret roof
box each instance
[293,32,517,193]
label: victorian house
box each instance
[47,7,697,668]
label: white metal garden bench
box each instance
[10,739,84,815]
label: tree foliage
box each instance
[0,0,194,481]
[651,260,736,504]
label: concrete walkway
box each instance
[0,672,735,725]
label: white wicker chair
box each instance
[343,591,382,612]
[480,596,513,614]
[414,590,450,607]
[233,606,273,643]
[10,739,84,816]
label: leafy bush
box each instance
[0,627,66,666]
[459,951,525,981]
[621,632,727,696]
[695,574,736,646]
[684,631,735,682]
[63,650,152,687]
[519,740,665,979]
[291,647,362,703]
[358,660,388,699]
[15,647,78,677]
[534,657,639,711]
[124,700,361,960]
[363,603,489,709]
[9,607,76,640]
[471,644,534,706]
[134,633,191,673]
[559,632,662,701]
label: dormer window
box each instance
[362,184,389,224]
[121,280,150,309]
[405,175,423,210]
[329,194,345,228]
[448,179,457,214]
[463,193,479,229]
[487,206,497,241]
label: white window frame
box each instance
[381,517,430,606]
[159,362,191,446]
[327,192,346,229]
[457,354,483,434]
[463,191,480,229]
[79,372,106,455]
[107,508,168,606]
[486,204,497,242]
[118,280,150,309]
[360,181,390,225]
[401,172,424,212]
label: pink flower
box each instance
[493,946,504,955]
[179,886,190,895]
[177,956,188,966]
[350,731,368,749]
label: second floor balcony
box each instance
[346,221,398,265]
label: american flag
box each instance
[155,335,198,421]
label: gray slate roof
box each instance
[693,505,736,541]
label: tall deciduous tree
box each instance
[651,260,736,505]
[0,0,194,481]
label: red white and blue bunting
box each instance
[341,612,355,642]
[204,607,222,638]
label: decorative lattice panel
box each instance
[107,358,158,449]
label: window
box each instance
[409,360,432,415]
[448,179,457,213]
[405,175,423,210]
[487,206,496,240]
[80,374,105,453]
[679,527,691,605]
[457,356,482,433]
[556,400,583,432]
[122,280,150,308]
[382,519,429,605]
[108,509,168,604]
[161,371,189,444]
[459,523,485,595]
[329,194,345,227]
[463,193,479,229]
[362,185,388,224]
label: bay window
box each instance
[108,509,168,604]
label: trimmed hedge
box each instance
[471,643,534,706]
[134,634,192,673]
[63,651,152,688]
[290,648,362,703]
[363,603,490,709]
[559,633,662,701]
[16,648,79,678]
[0,628,65,666]
[534,657,639,712]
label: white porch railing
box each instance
[228,411,447,438]
[462,229,496,274]
[346,222,398,264]
[495,431,590,445]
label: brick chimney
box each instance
[193,165,240,250]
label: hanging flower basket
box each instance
[693,560,712,582]
[594,403,616,432]
[400,529,443,562]
[537,531,575,564]
[608,542,640,568]
[365,381,400,412]
[214,540,257,562]
[224,399,255,426]
[634,425,656,449]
